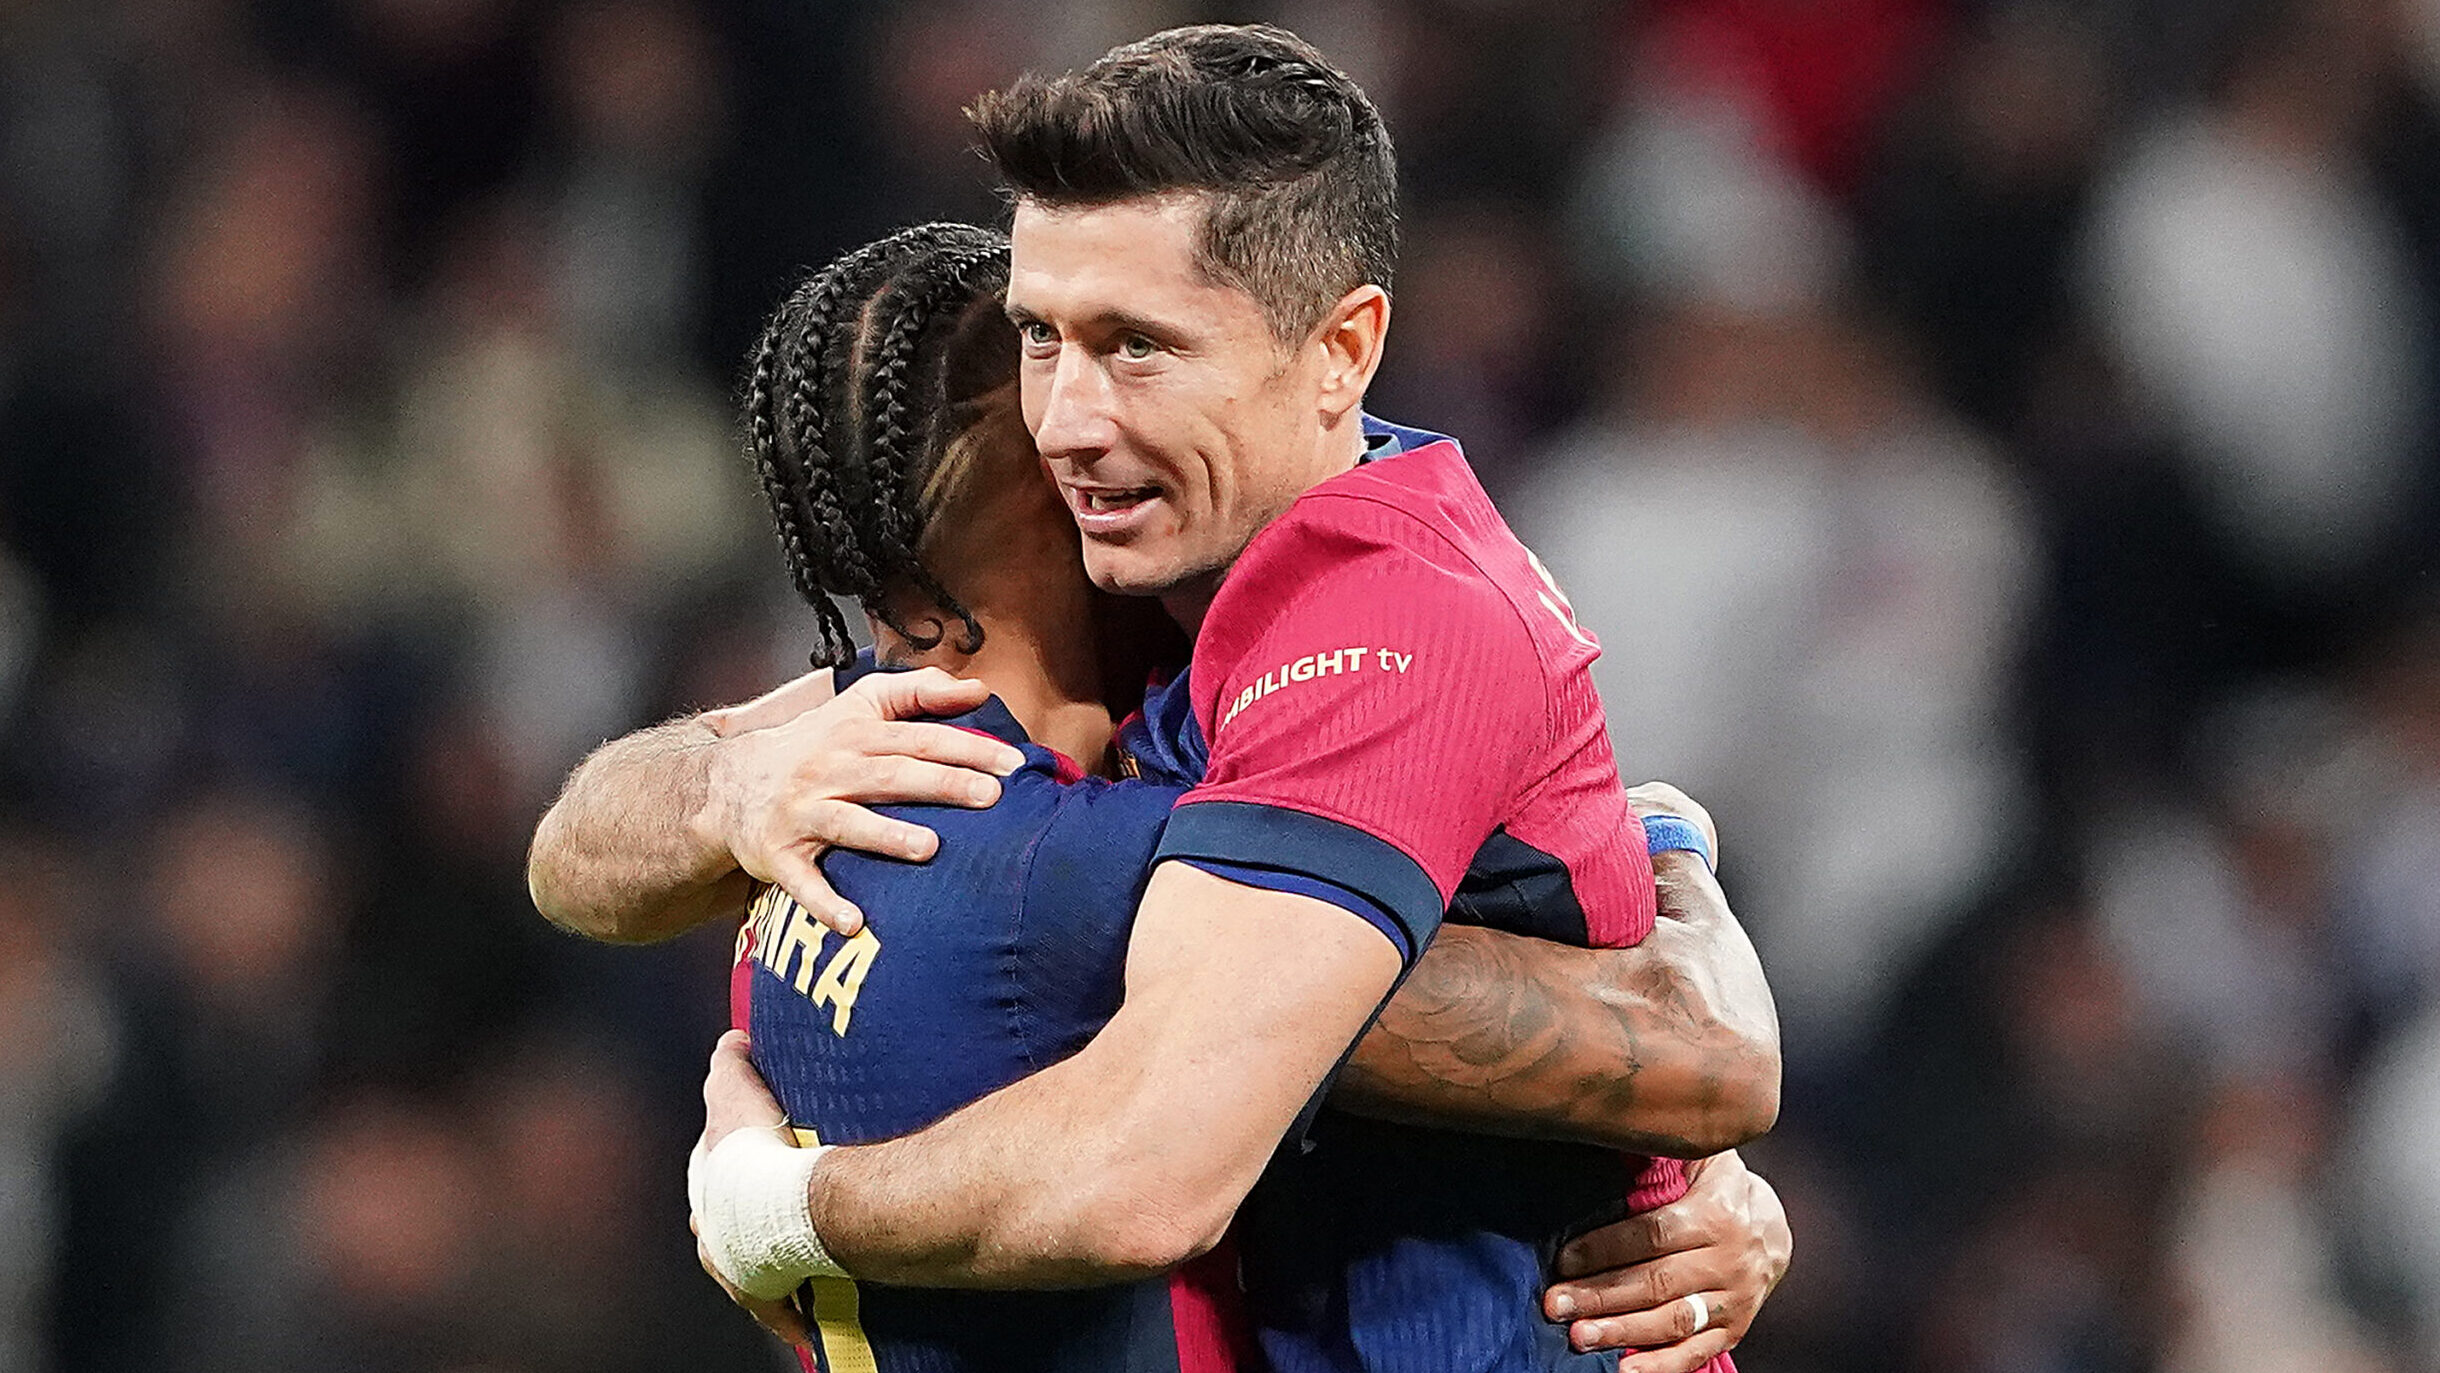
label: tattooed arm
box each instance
[1335,852,1779,1157]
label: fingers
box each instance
[703,1029,751,1116]
[754,846,863,936]
[1550,1244,1728,1325]
[703,1029,786,1136]
[871,718,1025,778]
[745,1291,810,1348]
[798,800,942,864]
[835,755,1003,809]
[848,666,993,723]
[1556,1204,1699,1279]
[1616,1322,1737,1373]
[707,669,840,737]
[1561,1277,1737,1355]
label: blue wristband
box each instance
[1641,814,1714,871]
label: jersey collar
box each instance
[831,650,1032,747]
[1358,412,1458,464]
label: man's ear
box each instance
[1314,285,1390,423]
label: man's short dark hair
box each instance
[969,23,1398,341]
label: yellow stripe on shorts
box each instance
[784,1124,880,1373]
[804,1276,880,1373]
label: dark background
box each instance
[1,0,2436,1369]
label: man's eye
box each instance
[1118,334,1158,360]
[1020,322,1057,348]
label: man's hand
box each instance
[530,666,1025,944]
[700,667,842,737]
[692,1221,810,1347]
[691,1030,813,1348]
[696,667,1026,936]
[1543,1151,1792,1372]
[699,1029,787,1153]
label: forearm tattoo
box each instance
[1339,899,1772,1154]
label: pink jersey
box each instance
[1156,422,1658,960]
[1149,417,1723,1373]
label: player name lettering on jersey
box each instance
[1218,644,1414,733]
[742,884,880,1036]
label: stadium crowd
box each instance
[0,0,2436,1369]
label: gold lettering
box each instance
[809,930,881,1036]
[777,906,825,994]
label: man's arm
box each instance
[527,667,1024,943]
[528,714,742,944]
[696,529,1680,1293]
[792,863,1401,1288]
[1333,852,1779,1156]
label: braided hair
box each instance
[743,223,1016,667]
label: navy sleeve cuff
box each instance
[1174,860,1412,963]
[1154,800,1444,966]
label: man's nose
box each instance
[1028,345,1119,460]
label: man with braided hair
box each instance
[534,23,1784,1373]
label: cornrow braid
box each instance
[738,223,1016,668]
[857,237,1007,655]
[743,235,904,665]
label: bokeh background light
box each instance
[1,1,2436,1369]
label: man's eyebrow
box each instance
[1098,308,1186,341]
[1005,303,1189,341]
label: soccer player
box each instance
[537,222,1779,1370]
[535,23,1773,1371]
[646,222,1781,1372]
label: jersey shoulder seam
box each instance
[1170,789,1439,899]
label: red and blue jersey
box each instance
[738,416,1722,1373]
[1153,417,1656,960]
[1146,417,1725,1373]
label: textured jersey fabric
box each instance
[1145,418,1727,1373]
[738,663,1241,1373]
[740,410,1727,1373]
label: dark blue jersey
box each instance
[739,664,1245,1373]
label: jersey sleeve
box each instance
[1153,496,1550,963]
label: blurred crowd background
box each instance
[1,0,2437,1369]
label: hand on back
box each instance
[698,666,1025,935]
[690,1031,813,1348]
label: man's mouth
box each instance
[1063,483,1164,535]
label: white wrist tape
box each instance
[688,1127,844,1300]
